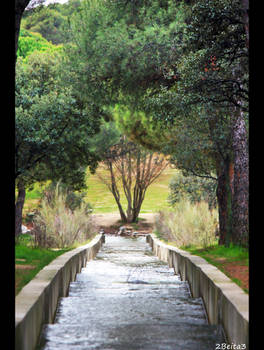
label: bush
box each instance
[154,200,218,248]
[168,172,217,210]
[42,181,92,214]
[33,182,95,248]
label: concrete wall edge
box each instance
[15,233,104,350]
[146,233,249,347]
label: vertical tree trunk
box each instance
[116,200,128,223]
[216,158,233,246]
[108,162,128,223]
[231,107,249,247]
[241,0,249,50]
[132,194,145,223]
[15,180,26,237]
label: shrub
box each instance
[168,172,217,210]
[42,181,92,214]
[33,182,95,248]
[154,200,218,248]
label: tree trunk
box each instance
[216,158,233,246]
[231,107,249,247]
[108,162,128,223]
[241,0,249,50]
[15,180,26,237]
[131,185,146,223]
[116,200,128,223]
[126,205,133,223]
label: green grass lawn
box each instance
[21,166,178,216]
[181,244,249,293]
[15,234,94,295]
[184,243,249,263]
[153,230,249,293]
[15,235,70,295]
[84,166,178,214]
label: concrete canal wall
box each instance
[15,234,105,350]
[146,234,249,348]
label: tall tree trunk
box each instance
[216,158,233,246]
[15,180,26,237]
[108,162,127,223]
[229,1,249,247]
[126,203,133,223]
[231,107,249,247]
[130,184,142,223]
[241,0,249,50]
[116,200,128,223]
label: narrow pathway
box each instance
[40,236,223,349]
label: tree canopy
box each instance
[15,0,249,246]
[63,0,248,246]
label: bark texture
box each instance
[15,180,26,237]
[231,108,249,247]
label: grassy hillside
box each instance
[84,166,178,214]
[22,166,178,216]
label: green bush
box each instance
[42,181,92,214]
[168,172,217,210]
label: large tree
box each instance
[175,0,249,246]
[96,135,168,223]
[15,48,100,236]
[45,0,248,245]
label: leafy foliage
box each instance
[15,48,101,190]
[16,0,248,245]
[168,172,217,210]
[17,28,62,59]
[22,0,82,44]
[42,181,92,214]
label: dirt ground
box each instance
[218,261,248,292]
[92,213,156,234]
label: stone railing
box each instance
[146,234,249,348]
[15,234,105,350]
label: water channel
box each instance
[39,235,223,349]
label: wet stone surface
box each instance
[39,236,223,349]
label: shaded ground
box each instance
[212,258,248,292]
[92,213,156,235]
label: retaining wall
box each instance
[146,234,249,348]
[15,234,105,350]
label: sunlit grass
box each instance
[20,166,179,218]
[84,166,178,214]
[15,235,70,295]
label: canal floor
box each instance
[39,236,223,349]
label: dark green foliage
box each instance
[22,0,82,44]
[15,49,100,184]
[16,0,248,246]
[168,172,217,210]
[41,181,92,214]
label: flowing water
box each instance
[39,236,223,349]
